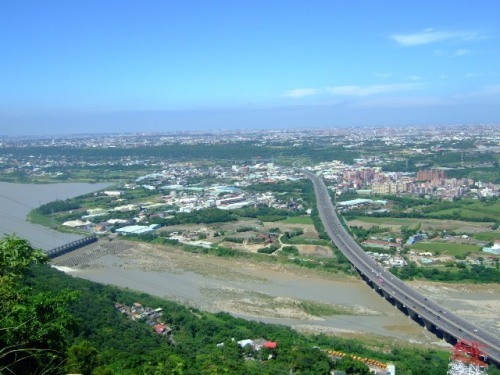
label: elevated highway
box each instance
[303,170,500,365]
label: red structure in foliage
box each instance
[451,340,488,368]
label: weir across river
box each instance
[45,234,98,259]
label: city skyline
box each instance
[1,0,500,135]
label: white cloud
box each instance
[408,75,422,81]
[356,96,450,108]
[454,48,470,57]
[391,29,480,46]
[374,73,392,79]
[284,83,423,99]
[325,83,422,97]
[283,88,319,98]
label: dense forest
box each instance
[0,234,470,374]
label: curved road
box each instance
[303,170,500,365]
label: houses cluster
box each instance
[114,302,172,337]
[59,161,306,235]
[315,161,499,200]
[365,251,406,268]
[3,125,499,200]
[216,338,278,360]
[236,338,277,351]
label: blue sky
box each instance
[1,0,499,135]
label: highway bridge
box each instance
[303,170,500,366]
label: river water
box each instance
[0,181,110,250]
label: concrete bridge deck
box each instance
[303,170,500,366]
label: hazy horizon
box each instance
[2,1,500,136]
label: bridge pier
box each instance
[394,300,408,315]
[382,290,395,305]
[423,319,436,333]
[442,331,457,346]
[435,328,444,339]
[408,309,424,326]
[360,274,374,289]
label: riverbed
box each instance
[59,241,450,344]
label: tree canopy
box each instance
[0,235,77,375]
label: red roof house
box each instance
[264,341,277,349]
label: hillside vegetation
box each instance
[0,234,459,375]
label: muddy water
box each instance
[68,253,435,342]
[0,181,110,250]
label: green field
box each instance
[27,210,53,227]
[348,216,418,225]
[410,242,482,256]
[425,200,500,222]
[283,216,313,224]
[473,231,500,242]
[428,208,497,221]
[347,216,494,234]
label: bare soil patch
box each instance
[262,222,319,239]
[295,244,333,258]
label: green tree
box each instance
[335,356,371,375]
[0,234,48,277]
[0,235,78,375]
[66,340,100,375]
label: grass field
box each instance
[473,232,500,242]
[283,216,313,224]
[347,216,493,233]
[27,210,53,227]
[410,242,482,256]
[426,200,500,222]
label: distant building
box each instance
[116,224,160,235]
[420,257,434,265]
[62,219,91,228]
[482,240,500,255]
[371,181,409,195]
[237,339,254,348]
[337,198,372,208]
[406,234,427,245]
[103,190,123,196]
[416,169,445,182]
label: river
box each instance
[59,244,442,343]
[0,181,111,250]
